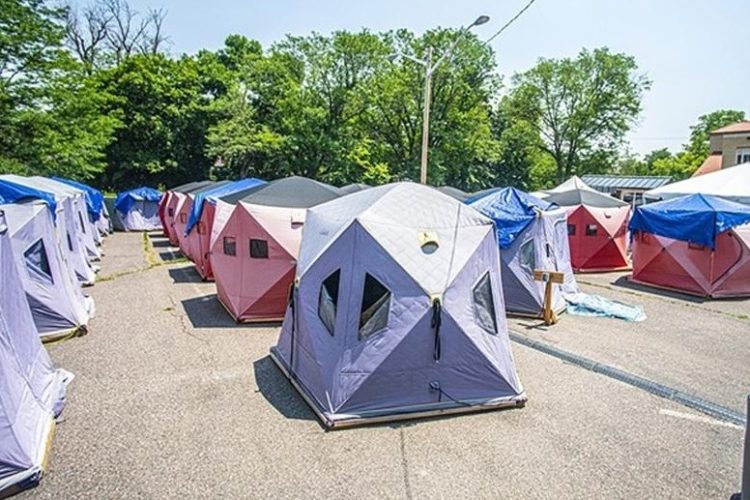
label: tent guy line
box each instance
[508,331,747,426]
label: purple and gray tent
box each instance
[25,176,102,260]
[0,208,72,497]
[467,187,578,316]
[270,183,525,428]
[1,201,95,340]
[0,175,97,285]
[114,187,163,231]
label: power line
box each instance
[485,0,538,44]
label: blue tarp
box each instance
[185,178,265,235]
[629,193,750,249]
[115,187,163,214]
[52,177,104,220]
[467,187,555,249]
[0,179,57,216]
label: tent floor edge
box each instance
[628,276,712,299]
[573,264,632,274]
[269,349,527,431]
[0,418,56,499]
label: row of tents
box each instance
[138,165,750,427]
[0,174,120,496]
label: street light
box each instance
[389,15,490,185]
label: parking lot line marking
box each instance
[659,409,744,430]
[509,331,747,427]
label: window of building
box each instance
[736,148,750,165]
[223,236,236,256]
[24,239,53,285]
[585,224,598,236]
[249,239,269,259]
[472,272,498,335]
[359,273,391,340]
[318,270,341,336]
[519,239,536,271]
[568,224,576,236]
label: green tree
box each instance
[505,48,651,183]
[95,53,215,189]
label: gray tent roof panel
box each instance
[340,183,371,194]
[544,189,628,208]
[180,180,218,194]
[437,186,469,202]
[232,176,343,208]
[581,175,672,191]
[188,180,231,196]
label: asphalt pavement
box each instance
[23,232,747,499]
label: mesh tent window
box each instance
[472,272,498,335]
[318,270,340,336]
[168,208,174,216]
[78,211,86,233]
[249,239,268,259]
[359,273,391,340]
[520,239,536,271]
[24,239,53,285]
[223,236,236,256]
[568,224,576,236]
[180,213,187,223]
[66,232,74,251]
[585,224,598,236]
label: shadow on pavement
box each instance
[168,266,203,283]
[150,239,174,248]
[160,250,186,262]
[253,355,316,422]
[182,294,241,328]
[609,276,747,304]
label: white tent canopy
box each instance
[644,163,750,205]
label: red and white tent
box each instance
[540,177,631,272]
[210,177,342,322]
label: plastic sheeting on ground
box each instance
[565,292,646,322]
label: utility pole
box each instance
[420,47,433,185]
[389,15,490,186]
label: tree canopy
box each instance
[0,0,745,192]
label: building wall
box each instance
[719,134,750,168]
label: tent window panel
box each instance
[66,232,74,252]
[359,273,391,340]
[179,213,187,223]
[318,270,341,336]
[78,211,86,233]
[519,239,536,271]
[223,236,237,256]
[568,224,576,236]
[688,241,707,251]
[585,224,598,236]
[249,239,269,259]
[472,272,498,335]
[168,208,174,216]
[24,239,54,285]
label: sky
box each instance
[114,0,750,156]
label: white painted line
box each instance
[659,408,744,431]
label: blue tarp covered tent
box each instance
[466,187,555,249]
[115,187,163,214]
[0,179,57,216]
[184,178,265,235]
[629,193,750,249]
[114,187,163,231]
[467,187,576,316]
[52,177,104,221]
